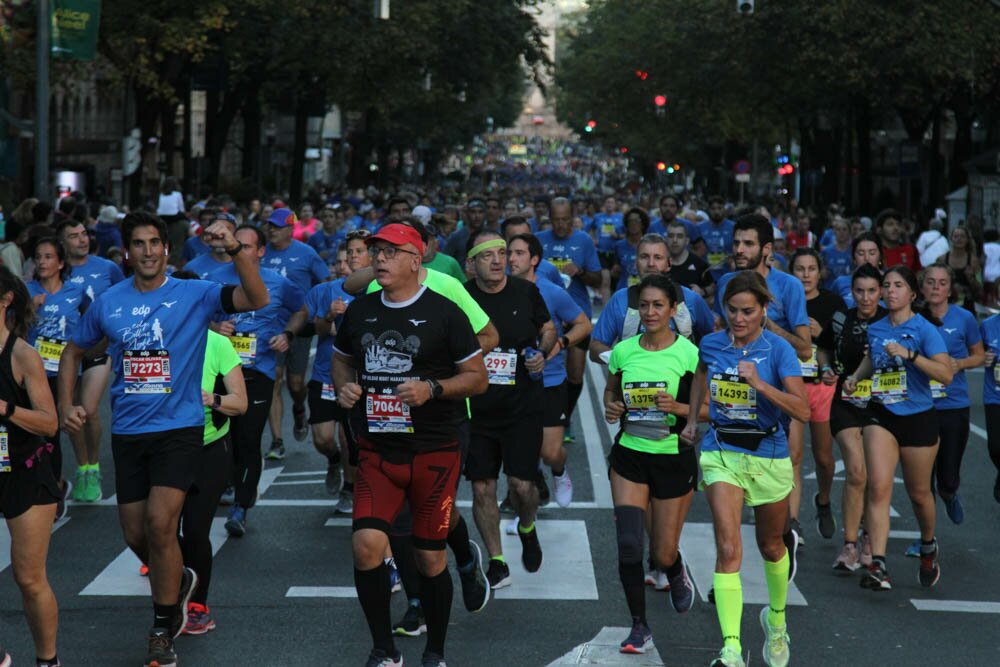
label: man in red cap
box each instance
[333,223,488,667]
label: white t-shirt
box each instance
[916,230,949,267]
[984,242,1000,284]
[157,191,185,216]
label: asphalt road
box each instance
[3,362,1000,666]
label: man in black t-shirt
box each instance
[666,220,713,299]
[463,229,556,590]
[333,223,488,667]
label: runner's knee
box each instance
[614,505,644,564]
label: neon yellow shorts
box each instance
[699,449,794,507]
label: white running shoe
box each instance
[553,469,573,508]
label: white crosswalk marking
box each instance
[81,518,229,596]
[548,626,665,666]
[0,517,69,574]
[680,522,808,606]
[911,600,1000,614]
[293,519,599,601]
[80,466,283,596]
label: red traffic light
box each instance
[586,120,597,129]
[656,161,667,171]
[620,147,628,154]
[654,95,667,107]
[635,70,649,80]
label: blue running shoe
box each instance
[904,538,920,558]
[225,505,247,537]
[619,620,653,654]
[386,557,402,593]
[944,494,964,525]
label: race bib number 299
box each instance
[123,349,172,394]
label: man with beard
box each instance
[875,208,921,271]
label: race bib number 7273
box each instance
[123,349,172,394]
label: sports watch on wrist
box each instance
[425,378,443,400]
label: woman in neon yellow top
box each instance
[603,274,703,655]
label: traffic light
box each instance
[656,161,666,171]
[635,70,649,80]
[654,95,667,107]
[585,120,596,133]
[737,0,754,14]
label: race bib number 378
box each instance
[123,349,172,394]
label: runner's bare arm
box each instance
[537,320,557,356]
[205,221,269,312]
[343,267,375,294]
[765,320,813,360]
[205,364,248,417]
[5,340,58,437]
[56,340,89,433]
[476,321,499,353]
[285,304,310,337]
[332,351,362,409]
[680,362,709,442]
[441,353,488,400]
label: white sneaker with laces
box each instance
[644,569,669,590]
[553,469,573,508]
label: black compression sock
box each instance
[665,554,684,580]
[354,563,395,654]
[152,602,173,630]
[618,560,646,625]
[420,569,454,657]
[567,381,584,418]
[389,533,421,601]
[447,515,474,570]
[343,481,354,492]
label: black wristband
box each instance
[212,393,222,409]
[3,400,14,418]
[226,243,242,257]
[283,330,294,342]
[909,348,917,362]
[561,335,570,349]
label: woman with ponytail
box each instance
[0,264,61,667]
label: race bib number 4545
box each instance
[123,349,172,394]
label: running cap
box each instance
[266,208,296,227]
[366,222,425,256]
[412,205,433,224]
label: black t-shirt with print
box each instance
[465,276,550,423]
[334,287,481,453]
[669,253,713,291]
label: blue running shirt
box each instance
[536,229,601,317]
[866,313,947,415]
[67,255,125,304]
[262,240,329,294]
[931,305,980,410]
[73,277,226,435]
[27,280,90,376]
[306,278,354,386]
[536,278,583,388]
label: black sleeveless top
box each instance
[0,335,45,468]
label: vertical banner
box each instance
[51,0,101,61]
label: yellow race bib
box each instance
[710,372,757,420]
[229,332,258,365]
[872,367,907,405]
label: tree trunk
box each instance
[181,80,193,193]
[855,97,873,213]
[204,86,248,192]
[950,99,974,192]
[929,106,944,212]
[160,100,177,176]
[289,97,308,207]
[242,85,260,181]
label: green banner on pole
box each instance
[50,0,101,61]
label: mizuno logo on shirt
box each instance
[751,357,766,363]
[944,328,957,334]
[162,301,177,308]
[570,246,580,251]
[365,317,377,322]
[90,273,101,279]
[289,258,300,262]
[409,319,427,326]
[66,298,77,304]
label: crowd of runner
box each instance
[1,178,999,667]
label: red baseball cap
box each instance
[366,223,425,256]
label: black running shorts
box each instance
[111,426,203,503]
[608,443,697,500]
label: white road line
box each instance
[81,518,229,596]
[494,519,599,600]
[287,586,356,598]
[270,479,324,486]
[889,530,921,539]
[295,519,600,601]
[580,359,614,509]
[324,518,352,527]
[970,422,987,440]
[0,518,69,574]
[548,626,665,666]
[680,522,808,606]
[82,467,284,596]
[276,470,327,477]
[911,599,1000,614]
[259,499,600,509]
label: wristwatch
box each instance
[212,393,222,409]
[560,335,570,350]
[425,378,443,400]
[226,243,242,257]
[908,348,918,362]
